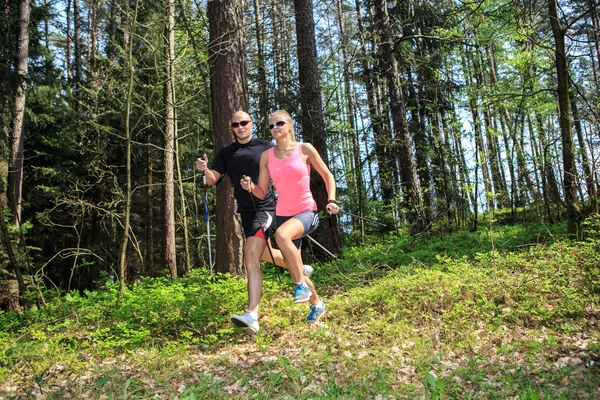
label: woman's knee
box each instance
[274,230,291,246]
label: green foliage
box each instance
[326,222,567,288]
[582,213,600,242]
[0,270,283,356]
[1,223,598,398]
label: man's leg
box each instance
[245,236,267,313]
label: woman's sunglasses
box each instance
[231,120,251,128]
[269,120,288,130]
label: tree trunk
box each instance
[5,0,30,302]
[294,0,342,256]
[8,0,30,229]
[337,0,365,242]
[463,47,493,211]
[207,0,246,275]
[117,0,139,292]
[163,0,177,277]
[355,0,394,204]
[66,0,72,85]
[483,46,509,209]
[407,68,433,223]
[272,0,292,111]
[73,0,82,117]
[175,128,191,273]
[145,130,155,276]
[253,0,269,135]
[571,90,597,213]
[548,0,580,236]
[373,0,422,228]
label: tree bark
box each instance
[337,0,365,242]
[73,0,82,117]
[407,67,432,223]
[548,0,580,236]
[571,90,597,213]
[117,0,139,292]
[8,0,30,229]
[294,0,342,256]
[462,47,493,211]
[373,0,422,228]
[5,0,30,303]
[355,0,394,204]
[253,0,269,136]
[207,0,246,275]
[145,130,155,276]
[163,0,177,277]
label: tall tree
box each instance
[571,89,597,212]
[337,0,366,242]
[8,0,31,228]
[118,0,139,292]
[73,0,82,118]
[373,0,423,229]
[294,0,342,255]
[163,0,177,277]
[252,0,269,134]
[548,0,580,236]
[207,0,246,275]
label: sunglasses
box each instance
[269,120,288,130]
[231,120,251,128]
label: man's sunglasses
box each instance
[269,120,288,130]
[231,120,251,128]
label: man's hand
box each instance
[196,154,209,171]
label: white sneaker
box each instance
[231,311,259,333]
[303,264,314,277]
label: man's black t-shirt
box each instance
[211,137,275,213]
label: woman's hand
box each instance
[326,200,340,215]
[240,175,254,192]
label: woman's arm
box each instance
[302,143,339,214]
[241,150,270,200]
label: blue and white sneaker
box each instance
[307,301,327,323]
[293,283,312,303]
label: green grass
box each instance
[1,222,599,398]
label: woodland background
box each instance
[1,0,600,303]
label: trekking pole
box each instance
[337,209,387,227]
[306,235,338,259]
[202,172,213,273]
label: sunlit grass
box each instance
[1,222,599,398]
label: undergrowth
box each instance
[1,221,599,399]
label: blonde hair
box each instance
[270,110,295,142]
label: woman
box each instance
[241,110,339,324]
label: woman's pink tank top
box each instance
[268,143,317,216]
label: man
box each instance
[196,111,316,333]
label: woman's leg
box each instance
[274,217,305,283]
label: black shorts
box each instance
[240,210,276,240]
[277,210,320,249]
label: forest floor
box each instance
[1,222,599,399]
